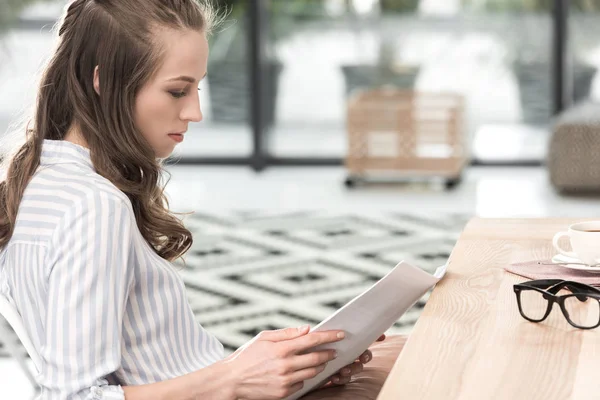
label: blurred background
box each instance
[3,1,600,397]
[2,0,600,166]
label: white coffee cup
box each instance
[553,221,600,265]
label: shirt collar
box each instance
[40,139,94,171]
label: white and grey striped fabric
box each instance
[0,140,224,399]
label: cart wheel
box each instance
[445,177,462,190]
[344,176,357,188]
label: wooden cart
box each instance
[344,88,466,189]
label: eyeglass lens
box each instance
[519,288,600,328]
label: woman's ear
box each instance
[93,66,100,95]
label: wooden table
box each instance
[378,218,600,400]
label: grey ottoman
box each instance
[548,101,600,193]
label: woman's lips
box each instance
[168,133,184,143]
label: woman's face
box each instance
[134,29,209,159]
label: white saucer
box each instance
[551,254,600,273]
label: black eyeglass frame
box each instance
[513,279,600,329]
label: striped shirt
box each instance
[0,139,224,399]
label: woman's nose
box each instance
[181,97,202,122]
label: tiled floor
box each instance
[3,165,600,398]
[160,164,600,217]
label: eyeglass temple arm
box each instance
[521,279,565,288]
[548,281,600,297]
[518,279,600,298]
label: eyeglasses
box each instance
[513,279,600,329]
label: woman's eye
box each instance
[170,91,187,99]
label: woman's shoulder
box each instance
[26,166,134,220]
[9,167,136,249]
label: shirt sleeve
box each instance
[40,190,136,399]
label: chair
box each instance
[344,88,466,189]
[0,294,41,390]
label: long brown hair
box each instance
[0,0,221,262]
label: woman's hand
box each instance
[225,325,345,400]
[318,334,386,388]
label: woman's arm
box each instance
[42,193,136,399]
[123,326,345,400]
[122,360,235,400]
[43,190,341,399]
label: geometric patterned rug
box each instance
[0,211,471,357]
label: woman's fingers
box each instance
[329,361,364,386]
[358,349,372,364]
[258,326,310,342]
[339,361,363,377]
[290,350,336,371]
[331,374,352,385]
[350,361,363,375]
[288,363,329,385]
[285,330,345,355]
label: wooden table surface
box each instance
[378,218,600,400]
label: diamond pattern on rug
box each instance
[182,234,288,270]
[0,211,470,358]
[357,237,458,270]
[222,258,381,297]
[258,215,415,250]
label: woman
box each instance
[0,0,405,399]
